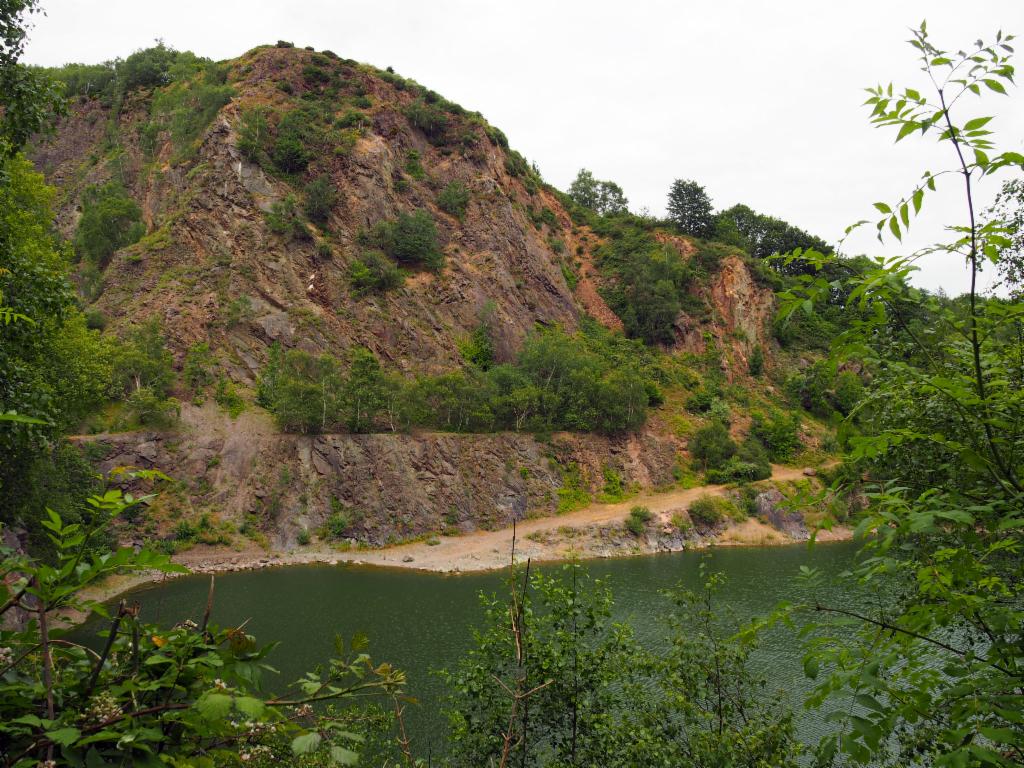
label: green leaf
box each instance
[234,696,266,718]
[873,202,892,214]
[803,655,820,679]
[855,694,885,713]
[900,203,910,227]
[46,727,82,746]
[889,216,902,241]
[330,746,360,765]
[963,116,993,130]
[982,78,1007,94]
[292,732,323,755]
[196,692,232,721]
[895,121,918,142]
[912,188,924,213]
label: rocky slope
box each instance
[31,44,798,549]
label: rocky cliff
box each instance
[32,43,787,548]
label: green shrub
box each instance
[74,182,145,267]
[272,110,312,173]
[297,528,311,545]
[748,346,765,377]
[404,149,425,180]
[364,209,443,271]
[625,505,653,536]
[303,175,336,224]
[125,387,179,427]
[457,311,495,370]
[685,387,718,414]
[113,320,176,398]
[214,377,245,418]
[688,495,727,527]
[84,309,107,330]
[556,461,590,513]
[690,421,737,471]
[438,180,470,219]
[324,511,350,539]
[596,227,692,345]
[265,194,309,240]
[335,109,368,129]
[349,250,403,295]
[670,511,692,532]
[403,98,448,143]
[183,342,215,390]
[750,411,801,462]
[237,107,270,162]
[224,295,253,328]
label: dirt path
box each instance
[337,464,826,572]
[79,464,849,609]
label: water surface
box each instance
[100,542,862,754]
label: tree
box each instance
[303,175,336,224]
[568,168,629,215]
[596,227,692,344]
[0,156,113,528]
[348,250,403,296]
[444,563,800,767]
[340,347,386,433]
[0,0,64,160]
[778,24,1024,767]
[74,181,145,267]
[365,209,444,271]
[689,420,736,471]
[666,178,714,238]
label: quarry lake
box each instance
[92,541,862,754]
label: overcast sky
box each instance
[23,0,1024,295]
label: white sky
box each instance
[23,0,1024,296]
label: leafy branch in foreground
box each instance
[0,476,408,768]
[776,22,1024,768]
[443,560,800,767]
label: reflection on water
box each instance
[87,541,862,755]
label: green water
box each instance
[98,542,862,755]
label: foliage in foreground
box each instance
[444,563,800,767]
[782,24,1024,767]
[0,480,407,768]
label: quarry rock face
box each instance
[35,45,781,544]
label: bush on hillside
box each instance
[364,209,443,271]
[265,194,309,240]
[237,107,270,163]
[625,505,653,536]
[304,175,337,224]
[687,494,739,527]
[403,98,448,144]
[349,250,404,295]
[272,110,313,173]
[690,420,737,471]
[74,182,145,267]
[438,181,470,219]
[596,227,692,345]
[750,410,801,461]
[748,346,765,376]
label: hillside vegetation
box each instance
[0,38,876,549]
